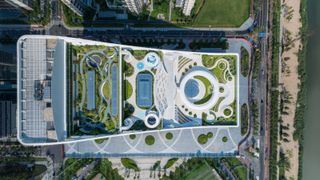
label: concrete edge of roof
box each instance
[16,35,241,146]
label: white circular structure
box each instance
[178,70,220,111]
[144,113,160,129]
[145,52,160,68]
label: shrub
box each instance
[222,136,228,142]
[197,134,208,144]
[240,46,249,77]
[124,63,134,76]
[241,104,249,136]
[219,87,224,93]
[121,158,140,171]
[129,134,136,140]
[165,132,173,140]
[94,138,108,144]
[124,80,133,100]
[164,158,178,169]
[224,108,232,116]
[145,135,155,145]
[207,132,213,138]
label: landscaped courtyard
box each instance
[66,41,240,137]
[121,47,239,132]
[72,44,120,135]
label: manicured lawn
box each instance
[94,137,108,144]
[194,76,213,105]
[125,80,133,100]
[241,103,249,135]
[212,97,225,112]
[193,0,250,27]
[102,81,110,99]
[241,47,250,77]
[121,158,140,171]
[233,166,248,180]
[132,50,148,60]
[151,1,169,20]
[184,163,217,180]
[202,55,218,68]
[194,76,212,96]
[212,66,227,84]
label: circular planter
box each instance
[197,134,208,144]
[145,135,155,145]
[165,132,173,140]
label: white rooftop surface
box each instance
[17,36,67,144]
[18,38,48,141]
[51,39,67,141]
[16,35,241,146]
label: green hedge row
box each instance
[294,0,308,179]
[269,0,281,179]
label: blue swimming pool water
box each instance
[184,79,199,98]
[111,64,118,116]
[87,71,95,110]
[137,62,144,70]
[136,73,153,108]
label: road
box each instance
[237,0,269,179]
[256,0,269,179]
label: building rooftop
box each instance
[17,35,241,146]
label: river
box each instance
[302,0,320,179]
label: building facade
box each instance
[182,0,195,16]
[124,0,143,15]
[2,0,32,11]
[0,87,17,138]
[60,0,84,16]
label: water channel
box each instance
[302,0,320,179]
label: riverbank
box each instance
[294,0,308,179]
[278,0,304,178]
